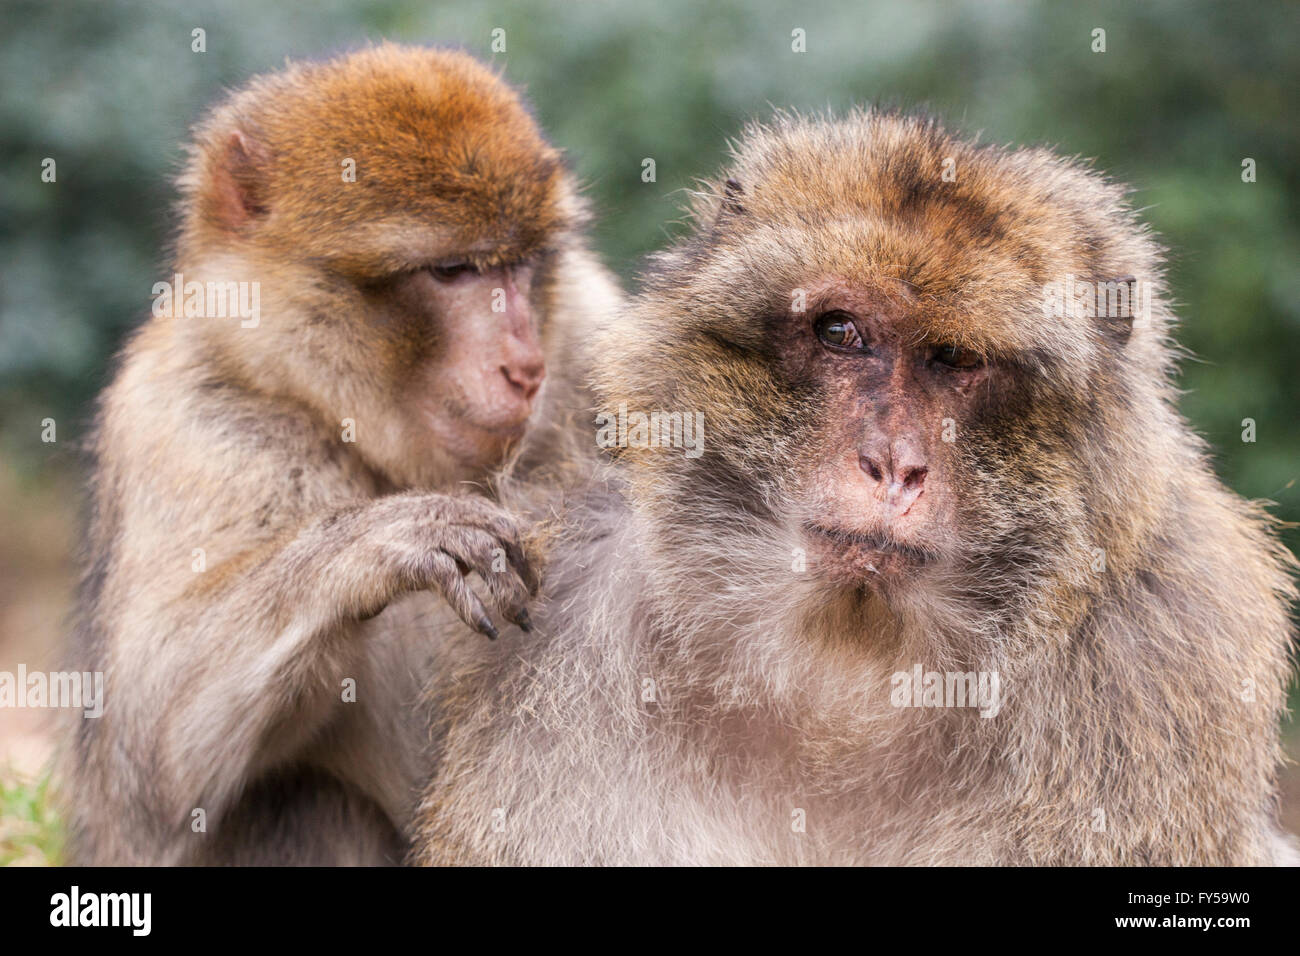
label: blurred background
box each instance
[0,0,1297,862]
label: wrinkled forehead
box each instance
[718,213,1101,364]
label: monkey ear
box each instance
[721,178,747,216]
[209,129,272,229]
[708,178,747,237]
[1097,275,1137,346]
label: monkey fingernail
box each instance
[477,616,500,641]
[513,608,533,632]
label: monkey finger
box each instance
[439,529,533,631]
[479,518,539,596]
[496,534,540,597]
[426,551,500,640]
[441,526,533,597]
[449,505,539,595]
[470,560,534,633]
[517,544,541,597]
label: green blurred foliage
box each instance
[0,769,63,865]
[1,0,1297,556]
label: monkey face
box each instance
[362,257,549,472]
[775,276,986,586]
[605,109,1170,605]
[772,272,1108,599]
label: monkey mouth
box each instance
[430,384,537,436]
[459,416,533,457]
[803,524,940,577]
[420,399,533,471]
[468,414,533,436]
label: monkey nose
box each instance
[859,453,927,514]
[501,362,545,402]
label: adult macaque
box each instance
[63,45,619,864]
[413,111,1298,865]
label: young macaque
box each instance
[63,44,620,864]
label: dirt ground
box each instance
[2,460,1299,841]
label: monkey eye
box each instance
[933,344,983,370]
[428,261,478,282]
[813,311,865,351]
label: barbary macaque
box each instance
[62,45,620,864]
[413,110,1298,865]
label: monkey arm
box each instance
[83,483,535,856]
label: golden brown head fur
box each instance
[182,44,571,270]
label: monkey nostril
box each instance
[501,364,544,401]
[902,466,928,491]
[859,455,884,483]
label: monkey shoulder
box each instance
[88,340,380,604]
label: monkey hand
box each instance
[363,492,540,640]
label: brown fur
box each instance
[60,44,620,865]
[412,109,1297,865]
